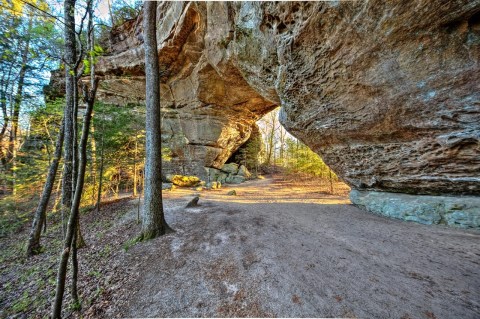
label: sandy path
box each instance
[112,177,480,318]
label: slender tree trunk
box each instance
[329,170,334,194]
[133,134,138,196]
[265,115,276,166]
[51,0,76,316]
[96,145,104,212]
[72,73,87,249]
[88,20,98,206]
[115,168,119,198]
[51,81,96,317]
[72,76,79,197]
[52,168,63,214]
[8,17,33,195]
[61,0,77,239]
[0,71,11,192]
[89,123,97,204]
[107,0,115,27]
[27,118,65,256]
[140,1,171,240]
[0,73,10,160]
[70,222,79,306]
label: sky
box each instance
[47,0,139,25]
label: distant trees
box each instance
[0,0,147,316]
[0,0,59,195]
[257,108,339,189]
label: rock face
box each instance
[94,1,480,226]
[350,191,480,228]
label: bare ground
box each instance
[106,176,479,318]
[1,176,479,318]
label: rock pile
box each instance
[206,163,252,187]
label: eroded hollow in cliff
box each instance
[213,107,349,197]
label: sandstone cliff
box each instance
[94,1,480,226]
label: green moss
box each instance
[12,291,30,313]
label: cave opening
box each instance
[223,107,350,196]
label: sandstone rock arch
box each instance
[94,1,480,227]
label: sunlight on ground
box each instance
[163,176,351,205]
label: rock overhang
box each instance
[91,1,480,227]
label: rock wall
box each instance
[94,1,480,227]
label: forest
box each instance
[0,1,339,317]
[2,1,479,318]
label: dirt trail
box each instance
[108,176,480,318]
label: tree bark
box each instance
[133,133,138,196]
[27,118,65,256]
[0,72,10,156]
[51,0,77,316]
[140,1,171,240]
[96,136,104,212]
[89,122,97,204]
[51,79,96,317]
[61,0,77,239]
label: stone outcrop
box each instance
[206,163,251,186]
[350,190,480,228]
[94,1,480,227]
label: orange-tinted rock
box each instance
[94,1,480,196]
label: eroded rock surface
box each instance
[94,1,480,225]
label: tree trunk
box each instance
[71,222,79,307]
[0,72,10,161]
[61,0,77,240]
[140,1,171,240]
[265,114,276,166]
[51,0,77,316]
[89,123,97,204]
[27,118,65,257]
[8,16,33,195]
[329,170,334,194]
[52,167,63,214]
[72,73,87,249]
[51,82,96,317]
[133,133,138,196]
[96,142,104,212]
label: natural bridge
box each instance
[93,1,480,227]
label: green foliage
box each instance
[12,291,30,313]
[83,45,104,75]
[0,98,63,235]
[283,138,339,180]
[256,108,338,180]
[70,300,82,311]
[232,128,262,173]
[123,236,142,251]
[88,102,146,203]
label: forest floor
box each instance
[1,175,479,318]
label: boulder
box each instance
[350,190,480,229]
[171,175,201,187]
[208,168,228,184]
[186,196,200,208]
[220,163,239,175]
[225,175,246,184]
[237,165,252,179]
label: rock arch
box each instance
[94,1,480,227]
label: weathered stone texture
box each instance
[351,190,480,228]
[94,1,480,226]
